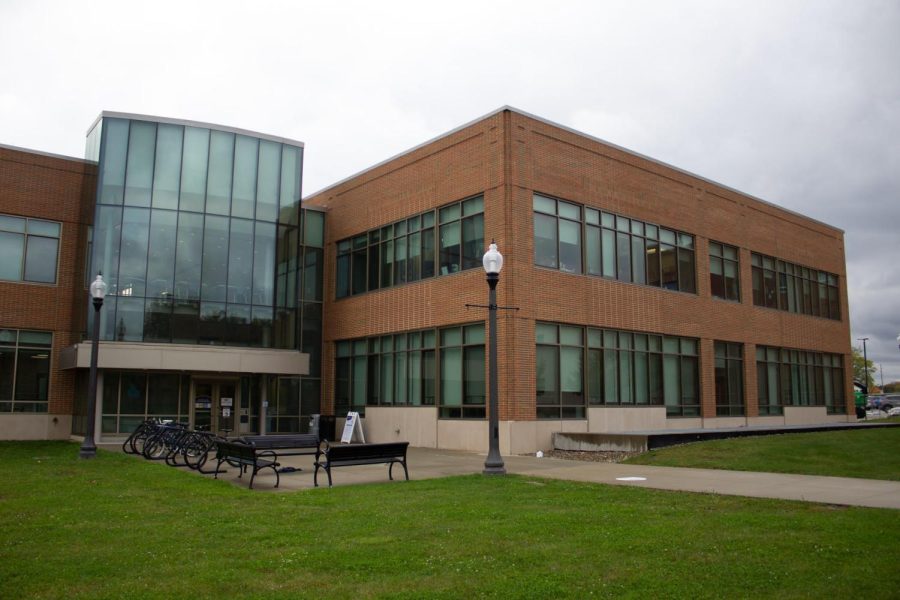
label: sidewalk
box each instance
[154,444,900,509]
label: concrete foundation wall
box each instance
[667,418,703,430]
[587,407,667,432]
[437,420,488,452]
[506,419,588,454]
[783,406,852,425]
[0,414,72,440]
[363,406,438,447]
[703,417,750,429]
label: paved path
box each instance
[133,444,900,509]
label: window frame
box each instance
[0,215,62,285]
[751,252,840,320]
[0,329,53,413]
[535,322,700,419]
[335,195,484,299]
[709,241,741,302]
[532,193,696,294]
[714,341,744,416]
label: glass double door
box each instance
[193,380,238,437]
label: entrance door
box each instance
[193,380,238,437]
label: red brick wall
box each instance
[305,109,853,421]
[0,146,97,415]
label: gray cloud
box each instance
[2,0,898,380]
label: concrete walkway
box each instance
[149,444,900,509]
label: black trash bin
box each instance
[317,415,337,442]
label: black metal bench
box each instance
[214,440,280,489]
[238,434,321,473]
[314,441,409,487]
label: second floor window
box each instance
[336,195,483,299]
[0,215,60,284]
[709,242,740,301]
[533,193,696,294]
[751,253,840,320]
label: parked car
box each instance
[867,394,900,412]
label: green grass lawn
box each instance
[1,443,899,599]
[625,427,900,480]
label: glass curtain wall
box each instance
[89,117,306,349]
[88,117,322,435]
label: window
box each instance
[440,325,485,418]
[756,346,845,415]
[335,196,481,299]
[533,195,581,273]
[751,253,839,320]
[709,242,740,301]
[334,343,352,416]
[335,324,482,419]
[0,215,61,284]
[534,194,696,293]
[536,323,698,419]
[536,323,585,419]
[715,342,744,415]
[0,330,52,413]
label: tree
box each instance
[852,346,876,391]
[884,381,900,394]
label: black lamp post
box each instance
[482,242,506,475]
[858,337,869,393]
[79,274,107,459]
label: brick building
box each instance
[307,107,852,454]
[0,107,853,452]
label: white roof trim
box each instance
[87,111,304,148]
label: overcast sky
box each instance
[2,0,898,383]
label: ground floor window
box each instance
[715,341,744,416]
[269,376,320,433]
[756,346,845,415]
[536,323,699,418]
[535,323,584,419]
[0,329,52,413]
[101,371,191,434]
[334,323,484,419]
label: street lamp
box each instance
[482,242,506,475]
[79,274,107,459]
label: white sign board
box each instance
[340,412,365,444]
[222,407,231,418]
[220,397,233,407]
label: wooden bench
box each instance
[238,434,321,473]
[314,441,409,488]
[214,440,280,489]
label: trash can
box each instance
[318,415,337,442]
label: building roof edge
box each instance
[306,105,843,235]
[86,111,305,148]
[0,142,94,164]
